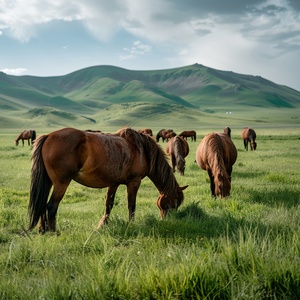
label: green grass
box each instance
[0,127,300,299]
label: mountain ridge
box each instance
[1,64,300,129]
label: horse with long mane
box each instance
[223,127,231,138]
[28,127,188,233]
[138,128,153,136]
[15,130,36,146]
[165,136,189,175]
[178,130,196,141]
[195,132,237,198]
[241,127,257,151]
[156,129,173,142]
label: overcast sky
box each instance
[1,0,300,91]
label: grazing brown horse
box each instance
[195,132,237,198]
[166,136,190,175]
[156,129,173,142]
[138,128,153,136]
[15,130,36,146]
[164,131,176,141]
[178,130,196,141]
[28,127,188,233]
[223,127,231,138]
[241,127,257,151]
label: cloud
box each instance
[119,40,152,61]
[1,68,28,75]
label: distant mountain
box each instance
[1,64,300,128]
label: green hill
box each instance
[0,64,299,130]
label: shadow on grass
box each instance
[88,201,291,246]
[247,189,299,208]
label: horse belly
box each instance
[75,138,139,188]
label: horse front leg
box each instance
[127,180,141,221]
[98,185,119,228]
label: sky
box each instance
[1,0,300,91]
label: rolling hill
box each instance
[1,64,300,130]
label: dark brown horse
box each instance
[223,127,231,138]
[195,132,237,198]
[15,130,36,146]
[178,130,196,141]
[156,129,173,142]
[164,131,176,141]
[166,136,189,175]
[28,127,188,233]
[241,127,257,151]
[138,128,153,136]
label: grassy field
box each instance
[0,126,300,299]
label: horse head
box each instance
[216,172,231,198]
[251,141,257,151]
[156,185,188,218]
[177,158,186,176]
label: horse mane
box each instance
[117,128,179,195]
[208,134,231,196]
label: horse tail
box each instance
[194,131,196,141]
[28,134,52,231]
[31,130,36,141]
[209,137,231,197]
[176,138,186,175]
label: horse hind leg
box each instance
[208,170,216,198]
[244,139,248,150]
[171,155,176,173]
[45,183,69,232]
[98,185,119,228]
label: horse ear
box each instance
[179,185,188,191]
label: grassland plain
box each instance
[0,126,300,299]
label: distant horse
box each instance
[241,127,257,151]
[138,128,153,136]
[28,127,188,233]
[156,129,174,142]
[195,132,237,198]
[164,131,176,141]
[178,130,196,141]
[166,136,189,175]
[223,127,231,138]
[15,130,36,146]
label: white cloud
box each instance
[119,40,151,61]
[1,68,28,75]
[1,0,300,89]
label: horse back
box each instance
[41,128,143,187]
[196,133,237,169]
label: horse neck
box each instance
[15,133,22,141]
[148,151,178,196]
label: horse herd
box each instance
[14,126,257,234]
